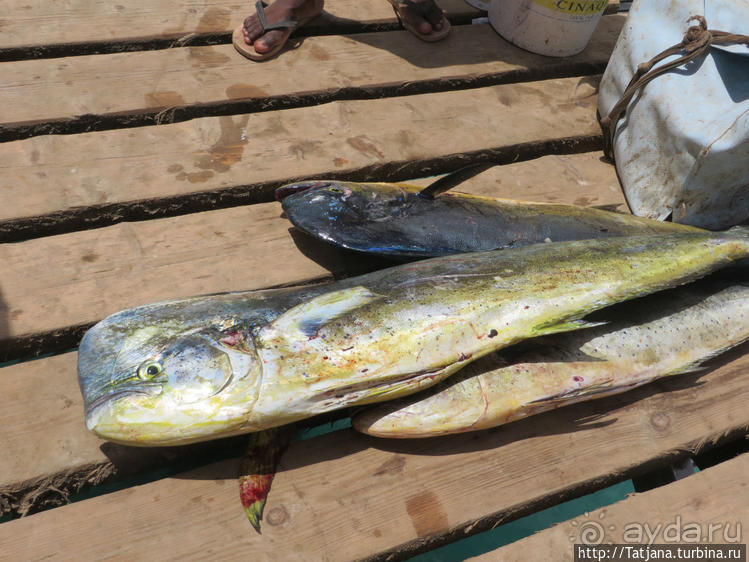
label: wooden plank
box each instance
[1,343,747,560]
[0,350,250,517]
[0,15,624,128]
[0,76,603,225]
[484,453,749,561]
[0,151,620,344]
[0,0,481,51]
[0,151,622,512]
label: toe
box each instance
[243,16,265,43]
[253,29,286,53]
[424,7,444,29]
[417,20,433,35]
[397,1,447,35]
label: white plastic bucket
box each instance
[489,0,608,57]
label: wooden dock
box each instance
[1,1,747,559]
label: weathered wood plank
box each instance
[1,342,747,560]
[0,76,603,226]
[485,453,749,561]
[0,0,481,51]
[0,16,624,130]
[0,151,623,513]
[0,151,620,345]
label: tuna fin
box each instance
[419,162,497,199]
[533,319,608,337]
[270,286,383,338]
[238,426,293,533]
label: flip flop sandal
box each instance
[388,0,451,42]
[233,0,313,61]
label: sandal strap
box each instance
[254,0,300,32]
[396,0,441,18]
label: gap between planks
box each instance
[0,75,605,238]
[0,342,747,561]
[0,15,625,141]
[0,0,483,57]
[0,150,625,511]
[0,0,620,60]
[483,452,749,561]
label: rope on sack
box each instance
[600,15,749,160]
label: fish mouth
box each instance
[275,181,334,201]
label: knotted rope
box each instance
[600,15,749,159]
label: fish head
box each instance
[78,301,263,446]
[277,180,422,253]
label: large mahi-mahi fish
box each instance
[78,228,749,446]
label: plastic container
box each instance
[598,0,749,229]
[488,0,608,57]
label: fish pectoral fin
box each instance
[354,362,463,405]
[528,378,619,406]
[419,162,498,199]
[268,286,384,338]
[533,319,608,338]
[666,361,711,376]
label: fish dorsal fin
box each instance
[269,286,383,338]
[419,162,498,199]
[590,203,624,213]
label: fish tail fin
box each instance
[238,427,293,534]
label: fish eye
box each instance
[327,187,343,193]
[138,361,163,380]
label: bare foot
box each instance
[394,0,446,36]
[242,0,324,54]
